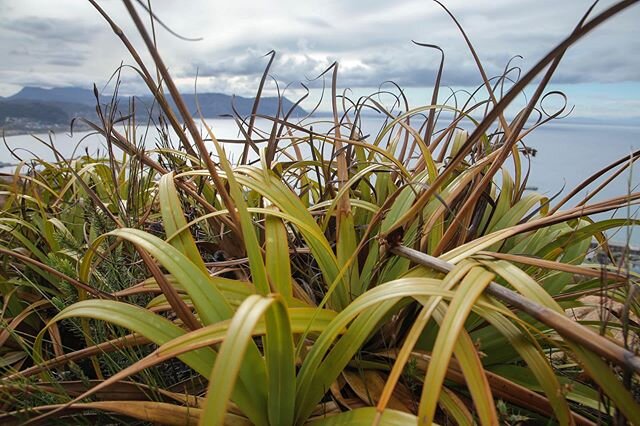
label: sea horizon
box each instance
[2,115,639,246]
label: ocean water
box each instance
[523,122,640,246]
[1,117,639,244]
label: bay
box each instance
[1,117,639,245]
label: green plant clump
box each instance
[1,1,639,425]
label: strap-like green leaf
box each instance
[159,173,208,273]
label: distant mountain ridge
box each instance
[0,86,306,134]
[7,86,99,105]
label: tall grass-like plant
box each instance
[1,0,639,425]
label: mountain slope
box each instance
[1,86,306,134]
[8,86,97,105]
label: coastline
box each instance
[1,122,92,137]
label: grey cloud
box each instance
[0,69,92,89]
[352,57,481,88]
[47,57,85,67]
[8,48,29,57]
[184,44,494,91]
[189,52,274,78]
[175,0,640,91]
[0,0,638,100]
[186,51,334,84]
[297,16,333,29]
[3,41,90,69]
[2,16,99,43]
[0,16,95,74]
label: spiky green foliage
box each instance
[1,1,639,425]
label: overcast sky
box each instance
[1,0,639,119]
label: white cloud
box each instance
[0,0,638,114]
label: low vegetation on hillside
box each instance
[0,1,639,425]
